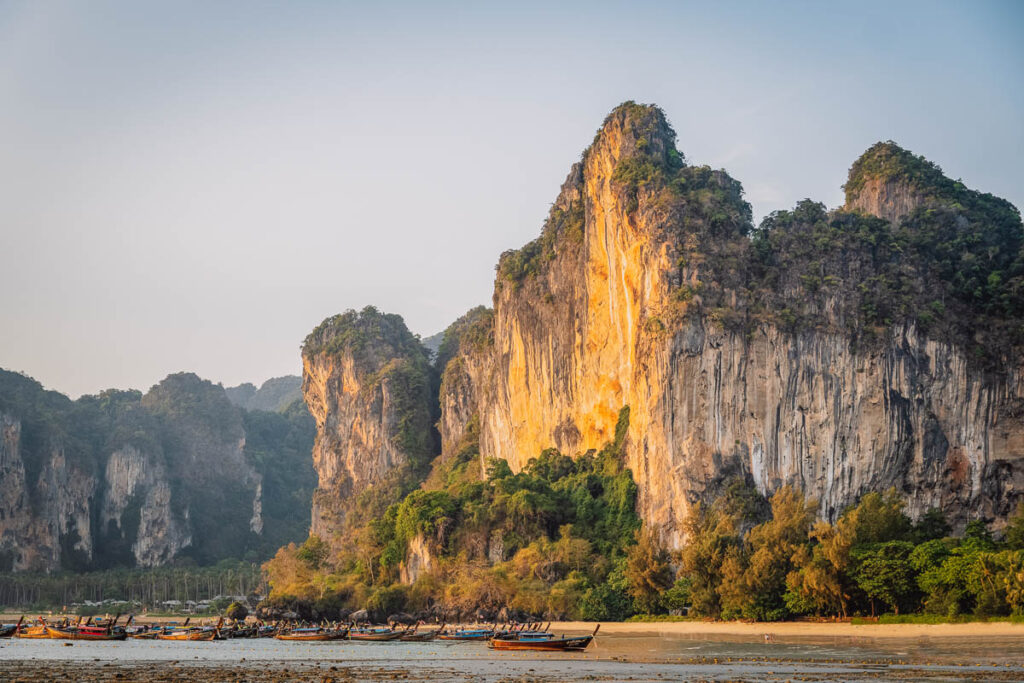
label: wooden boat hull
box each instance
[489,635,594,651]
[14,627,50,639]
[274,631,346,641]
[128,631,161,639]
[0,625,17,639]
[438,633,493,641]
[44,626,127,641]
[226,627,258,638]
[400,631,441,641]
[157,630,217,641]
[348,630,404,641]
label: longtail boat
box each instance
[44,614,128,641]
[225,624,258,638]
[489,624,599,651]
[14,622,50,639]
[275,626,348,641]
[157,628,217,641]
[347,626,405,641]
[438,625,496,641]
[44,625,128,641]
[157,617,221,641]
[0,616,24,638]
[127,627,161,640]
[400,623,445,641]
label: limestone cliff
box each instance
[0,411,95,571]
[439,103,1024,546]
[100,445,190,567]
[302,306,437,548]
[0,369,315,571]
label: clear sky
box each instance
[1,0,1022,398]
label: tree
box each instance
[295,535,329,570]
[853,541,916,615]
[624,528,673,614]
[999,501,1024,548]
[661,578,692,613]
[719,486,815,621]
[845,490,912,545]
[785,521,850,618]
[225,601,248,620]
[1005,502,1024,550]
[913,508,951,543]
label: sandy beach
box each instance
[7,613,1024,640]
[550,620,1024,640]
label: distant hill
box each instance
[225,376,302,412]
[0,369,315,572]
[420,330,445,358]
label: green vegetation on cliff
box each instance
[434,306,493,373]
[843,142,950,198]
[264,407,656,621]
[751,173,1024,359]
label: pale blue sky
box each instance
[1,0,1021,397]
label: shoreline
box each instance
[6,612,1024,640]
[549,620,1024,639]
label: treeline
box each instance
[263,426,1024,622]
[0,561,265,611]
[670,485,1024,621]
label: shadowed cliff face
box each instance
[302,307,437,549]
[439,103,1024,547]
[0,370,314,571]
[0,412,95,571]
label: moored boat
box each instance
[44,625,128,641]
[438,626,495,641]
[400,623,445,641]
[156,628,218,641]
[157,617,222,641]
[0,617,24,638]
[127,628,161,639]
[13,623,50,639]
[488,624,599,651]
[347,626,405,641]
[274,626,348,641]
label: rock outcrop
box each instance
[302,307,437,548]
[437,103,1024,546]
[101,446,191,567]
[0,411,95,571]
[0,369,315,571]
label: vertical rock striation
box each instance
[302,307,436,549]
[438,103,1024,547]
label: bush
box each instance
[225,601,248,620]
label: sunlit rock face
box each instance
[302,307,436,549]
[438,104,1024,547]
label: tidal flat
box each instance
[2,628,1023,682]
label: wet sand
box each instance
[2,628,1023,682]
[2,659,1024,682]
[551,620,1024,639]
